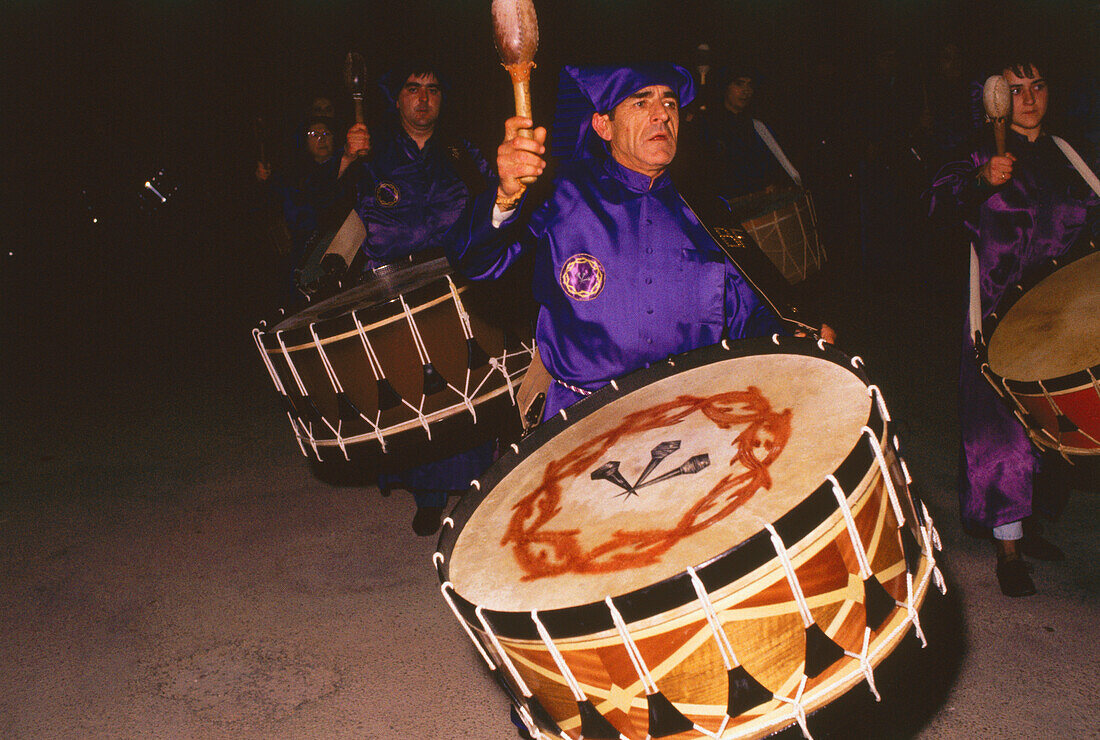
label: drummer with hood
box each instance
[449,63,792,421]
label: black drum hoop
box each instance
[435,336,895,641]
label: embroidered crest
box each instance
[374,181,400,207]
[559,253,605,300]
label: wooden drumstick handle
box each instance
[993,119,1006,156]
[505,61,537,183]
[353,99,365,126]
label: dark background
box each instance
[2,0,1097,388]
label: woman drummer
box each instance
[928,53,1099,597]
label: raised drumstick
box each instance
[982,74,1011,156]
[492,0,539,182]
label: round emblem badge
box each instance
[374,181,400,207]
[559,253,605,301]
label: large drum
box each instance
[981,244,1100,457]
[436,338,942,740]
[730,187,826,285]
[253,256,533,468]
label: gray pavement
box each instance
[1,269,1096,739]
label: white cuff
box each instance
[491,205,518,229]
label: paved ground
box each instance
[1,257,1096,739]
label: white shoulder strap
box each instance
[968,243,982,344]
[752,119,801,188]
[1051,135,1100,197]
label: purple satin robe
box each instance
[929,131,1098,528]
[449,156,786,420]
[352,130,489,264]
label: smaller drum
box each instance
[981,245,1100,457]
[730,187,826,285]
[253,256,533,469]
[436,338,943,740]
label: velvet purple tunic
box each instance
[449,156,786,420]
[929,131,1098,528]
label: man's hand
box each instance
[979,153,1015,186]
[345,123,371,159]
[255,161,272,182]
[795,323,837,344]
[497,116,546,201]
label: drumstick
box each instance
[982,74,1011,156]
[492,0,539,183]
[344,52,369,157]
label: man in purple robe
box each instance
[340,63,495,536]
[929,58,1099,596]
[448,64,792,424]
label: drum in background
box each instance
[730,187,826,285]
[980,244,1100,457]
[436,338,943,740]
[253,256,533,470]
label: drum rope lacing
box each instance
[274,330,322,459]
[475,605,538,705]
[252,328,309,458]
[604,597,660,696]
[825,475,882,588]
[531,610,589,704]
[350,308,393,452]
[309,322,357,459]
[762,523,817,631]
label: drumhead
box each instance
[272,257,453,334]
[988,251,1100,382]
[727,186,802,223]
[446,343,873,615]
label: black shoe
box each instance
[1019,532,1065,561]
[996,558,1037,597]
[412,506,444,536]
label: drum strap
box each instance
[681,194,820,335]
[1052,136,1100,197]
[516,346,553,431]
[753,119,802,188]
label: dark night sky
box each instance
[2,0,1095,357]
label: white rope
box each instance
[772,675,812,740]
[866,385,892,422]
[440,583,495,670]
[900,458,913,485]
[253,328,308,457]
[475,605,533,698]
[861,427,905,525]
[604,596,657,694]
[351,308,386,381]
[850,355,864,369]
[687,567,736,670]
[531,610,586,702]
[400,294,432,367]
[763,522,813,628]
[309,323,344,394]
[826,475,874,580]
[276,331,309,397]
[432,551,444,568]
[446,275,475,340]
[842,628,881,702]
[916,503,946,595]
[771,333,781,345]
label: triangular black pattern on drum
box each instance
[1056,414,1079,433]
[336,392,363,422]
[726,665,773,717]
[466,337,490,369]
[376,378,403,410]
[803,623,846,678]
[423,363,447,395]
[525,694,564,736]
[577,699,621,739]
[646,690,695,737]
[900,525,922,575]
[294,394,323,424]
[862,574,896,630]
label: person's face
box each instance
[724,76,754,114]
[592,85,680,180]
[306,122,334,162]
[1003,65,1048,139]
[396,73,443,135]
[310,97,335,119]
